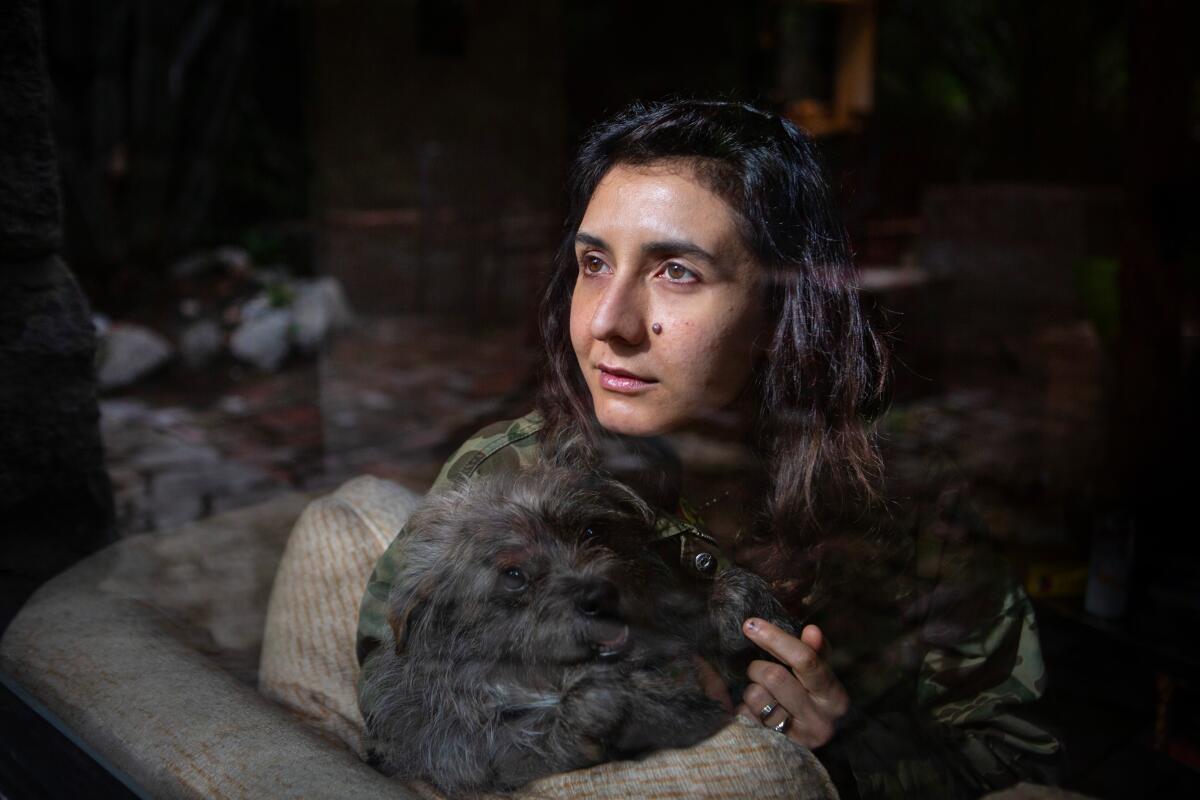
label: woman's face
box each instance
[569,161,767,437]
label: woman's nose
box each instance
[588,275,647,345]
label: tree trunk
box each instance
[0,0,114,632]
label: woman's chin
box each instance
[593,401,679,438]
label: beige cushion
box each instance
[0,492,413,799]
[259,475,419,753]
[259,476,839,799]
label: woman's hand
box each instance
[735,619,850,749]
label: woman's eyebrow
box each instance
[575,231,608,250]
[575,232,720,268]
[641,239,716,265]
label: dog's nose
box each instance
[576,579,620,617]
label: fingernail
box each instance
[744,618,759,633]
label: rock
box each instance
[214,246,252,274]
[92,313,111,337]
[170,252,212,280]
[217,395,249,416]
[207,461,282,515]
[179,298,201,319]
[230,309,291,371]
[97,323,173,390]
[291,277,353,351]
[107,464,152,534]
[127,435,220,474]
[239,292,275,322]
[99,398,153,432]
[148,468,216,531]
[171,246,253,280]
[179,319,222,369]
[358,389,394,411]
[99,397,283,535]
[331,410,358,428]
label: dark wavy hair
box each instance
[535,99,888,592]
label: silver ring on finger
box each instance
[758,702,778,720]
[772,715,791,734]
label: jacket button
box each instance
[694,552,717,575]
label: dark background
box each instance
[2,1,1198,797]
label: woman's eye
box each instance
[661,262,698,283]
[501,567,529,592]
[579,255,608,276]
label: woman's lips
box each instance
[598,364,657,394]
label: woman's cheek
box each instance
[703,318,759,406]
[674,326,729,404]
[568,297,594,365]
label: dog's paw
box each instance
[710,568,799,645]
[557,668,631,733]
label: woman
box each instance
[357,100,1060,798]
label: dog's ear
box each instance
[581,473,656,530]
[387,577,436,655]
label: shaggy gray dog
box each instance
[362,465,797,797]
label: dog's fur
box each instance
[362,465,797,796]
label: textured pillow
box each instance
[259,475,419,754]
[258,476,839,799]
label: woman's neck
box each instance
[591,398,767,550]
[661,414,767,553]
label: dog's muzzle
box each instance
[575,578,629,659]
[588,619,629,660]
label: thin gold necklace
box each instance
[678,488,733,528]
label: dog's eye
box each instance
[500,567,529,592]
[581,524,603,541]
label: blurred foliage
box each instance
[40,0,311,310]
[239,228,288,267]
[875,0,1130,188]
[266,280,295,309]
[1073,257,1121,348]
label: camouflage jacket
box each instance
[356,412,1061,799]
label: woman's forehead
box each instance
[579,163,744,252]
